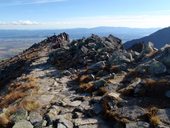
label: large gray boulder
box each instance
[148,60,167,75]
[109,50,131,65]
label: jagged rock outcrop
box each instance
[48,34,123,69]
[0,33,170,128]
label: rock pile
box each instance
[48,34,170,127]
[0,33,170,128]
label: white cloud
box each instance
[0,14,170,29]
[0,20,40,25]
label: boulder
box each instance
[12,120,33,128]
[157,109,170,124]
[88,61,106,72]
[158,45,170,68]
[148,60,167,75]
[117,106,146,121]
[109,50,131,65]
[29,112,43,124]
[11,109,28,122]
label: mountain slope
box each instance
[124,26,170,49]
[0,33,170,128]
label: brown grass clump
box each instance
[79,83,94,92]
[144,78,169,87]
[79,75,92,83]
[0,76,38,108]
[150,116,160,126]
[20,99,40,112]
[147,107,160,126]
[0,105,19,127]
[0,113,10,127]
[8,76,37,92]
[0,92,26,108]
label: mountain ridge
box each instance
[124,26,170,49]
[0,33,170,128]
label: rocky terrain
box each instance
[0,32,170,128]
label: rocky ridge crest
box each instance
[0,33,170,128]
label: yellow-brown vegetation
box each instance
[0,76,38,108]
[147,107,160,126]
[0,91,26,108]
[79,83,94,92]
[144,78,169,87]
[0,113,10,127]
[20,99,40,112]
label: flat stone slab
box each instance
[74,118,98,126]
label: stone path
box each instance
[13,55,111,128]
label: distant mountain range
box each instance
[124,27,170,49]
[0,27,160,59]
[0,27,159,42]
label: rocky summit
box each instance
[0,33,170,128]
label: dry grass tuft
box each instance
[147,107,160,126]
[0,76,38,108]
[0,113,10,127]
[0,92,26,108]
[79,83,94,92]
[144,78,169,87]
[8,76,37,92]
[20,99,40,112]
[150,115,160,126]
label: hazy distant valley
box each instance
[0,27,159,59]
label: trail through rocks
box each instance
[21,55,111,128]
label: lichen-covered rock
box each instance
[12,120,33,128]
[11,109,28,122]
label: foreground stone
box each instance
[12,120,33,128]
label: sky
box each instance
[0,0,170,29]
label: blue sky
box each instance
[0,0,170,29]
